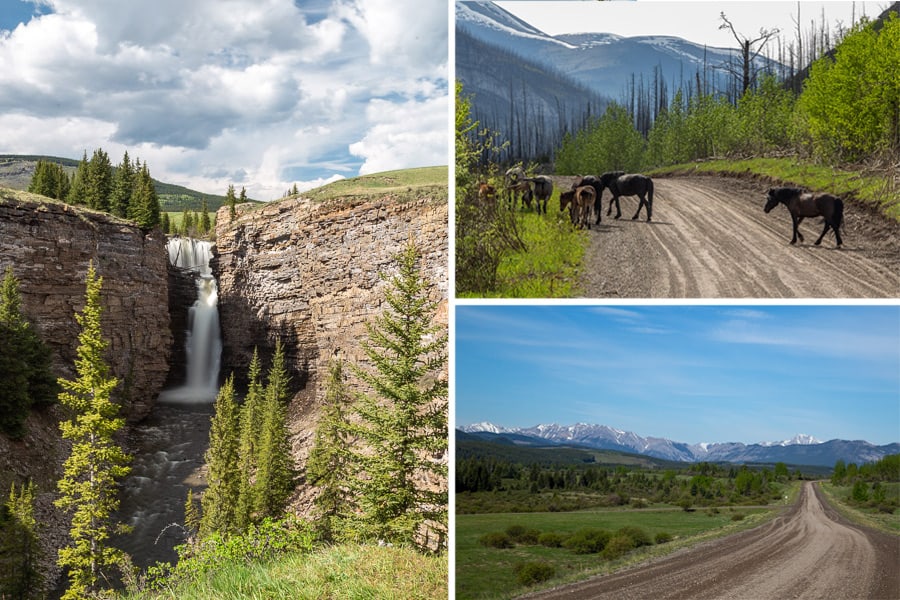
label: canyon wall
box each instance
[213,190,448,508]
[0,190,173,423]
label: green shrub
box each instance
[505,524,540,544]
[615,526,652,547]
[563,528,610,554]
[478,531,513,549]
[731,513,745,521]
[601,534,636,560]
[655,532,673,544]
[514,561,556,586]
[537,532,567,548]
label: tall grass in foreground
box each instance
[123,544,447,600]
[461,192,587,298]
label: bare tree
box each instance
[718,12,781,95]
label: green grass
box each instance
[818,481,900,535]
[459,191,587,298]
[301,166,448,204]
[124,544,447,600]
[649,157,900,220]
[456,505,774,599]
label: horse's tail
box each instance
[648,178,654,204]
[835,197,844,232]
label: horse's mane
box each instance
[770,187,805,201]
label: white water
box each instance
[159,237,221,403]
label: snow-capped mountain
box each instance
[460,422,898,467]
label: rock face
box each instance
[0,190,172,422]
[214,192,448,509]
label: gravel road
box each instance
[519,482,900,600]
[578,176,900,298]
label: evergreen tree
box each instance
[199,374,241,537]
[129,164,160,230]
[239,186,247,204]
[199,199,211,236]
[254,340,295,520]
[109,151,135,218]
[181,209,192,236]
[160,212,171,235]
[55,263,131,599]
[226,184,236,222]
[183,488,200,538]
[235,348,265,531]
[27,160,51,197]
[0,481,42,599]
[53,162,71,201]
[0,267,56,438]
[67,151,88,206]
[348,242,448,551]
[84,148,113,212]
[307,358,356,542]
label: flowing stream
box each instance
[114,237,222,570]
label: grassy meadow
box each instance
[819,481,900,534]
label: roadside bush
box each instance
[655,532,673,544]
[731,513,745,521]
[537,532,567,548]
[505,525,540,545]
[615,526,652,548]
[630,498,648,509]
[514,561,556,586]
[563,528,610,554]
[479,532,513,549]
[601,534,636,560]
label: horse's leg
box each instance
[632,193,645,220]
[833,218,843,247]
[795,216,805,243]
[609,196,622,219]
[594,194,602,225]
[790,215,799,244]
[814,221,830,246]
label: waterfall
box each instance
[160,237,222,403]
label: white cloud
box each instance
[0,0,448,199]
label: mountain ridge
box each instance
[459,422,898,467]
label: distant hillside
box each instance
[0,154,234,212]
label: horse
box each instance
[571,174,610,225]
[559,186,595,229]
[597,171,653,222]
[763,187,844,247]
[504,166,529,208]
[477,181,496,203]
[525,176,553,214]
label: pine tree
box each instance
[181,209,192,236]
[55,263,131,599]
[183,488,200,538]
[67,151,88,206]
[199,374,241,537]
[307,358,356,542]
[84,148,113,212]
[226,184,236,222]
[128,164,160,230]
[235,348,265,531]
[239,186,247,204]
[254,340,295,520]
[0,481,42,598]
[160,212,171,235]
[109,151,135,218]
[199,199,211,236]
[348,242,448,551]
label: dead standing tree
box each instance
[719,12,780,96]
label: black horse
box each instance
[764,187,844,247]
[571,174,613,225]
[596,172,654,223]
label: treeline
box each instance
[28,149,161,230]
[557,13,900,173]
[831,454,900,512]
[458,457,792,511]
[0,267,56,438]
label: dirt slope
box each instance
[579,177,900,298]
[520,482,900,600]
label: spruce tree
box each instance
[55,263,131,599]
[226,184,236,222]
[199,199,211,236]
[183,488,200,539]
[235,348,264,531]
[66,151,88,206]
[307,358,356,542]
[254,340,294,520]
[109,151,135,218]
[199,374,241,537]
[239,186,247,204]
[84,148,112,212]
[348,242,448,551]
[128,164,160,230]
[0,481,42,598]
[160,212,171,235]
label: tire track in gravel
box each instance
[519,482,900,600]
[580,177,900,298]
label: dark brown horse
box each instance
[764,187,844,247]
[596,171,653,222]
[559,186,594,229]
[572,174,618,225]
[525,176,553,214]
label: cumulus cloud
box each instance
[0,0,448,199]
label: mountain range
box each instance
[459,422,899,467]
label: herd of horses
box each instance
[475,167,844,248]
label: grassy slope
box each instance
[126,544,447,600]
[648,158,900,220]
[818,481,900,535]
[297,166,448,204]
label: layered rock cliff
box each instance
[214,190,448,509]
[0,189,172,422]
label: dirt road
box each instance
[579,177,900,297]
[520,482,900,600]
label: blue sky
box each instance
[456,305,900,446]
[497,1,878,49]
[0,0,447,199]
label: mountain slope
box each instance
[460,422,899,467]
